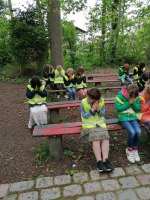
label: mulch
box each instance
[1,68,150,184]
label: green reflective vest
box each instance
[81,98,106,129]
[118,68,128,79]
[44,69,54,82]
[54,69,65,84]
[64,75,75,88]
[76,75,87,89]
[27,84,46,105]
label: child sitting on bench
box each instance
[80,87,114,172]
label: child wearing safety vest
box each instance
[26,76,47,129]
[43,64,55,89]
[137,71,150,92]
[64,68,76,101]
[81,88,114,172]
[118,64,132,87]
[54,65,68,99]
[75,66,87,100]
[138,85,150,132]
[133,61,146,80]
[115,84,141,163]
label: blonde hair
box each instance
[66,68,73,73]
[144,85,150,100]
[56,65,62,71]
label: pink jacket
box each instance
[139,93,150,122]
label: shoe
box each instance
[104,159,114,171]
[97,160,107,172]
[64,95,68,99]
[73,107,75,109]
[67,107,70,109]
[126,148,135,163]
[133,150,140,162]
[57,95,60,99]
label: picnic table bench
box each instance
[86,73,134,80]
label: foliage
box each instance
[64,150,76,159]
[65,169,83,176]
[33,139,53,165]
[9,5,49,75]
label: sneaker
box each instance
[67,107,70,109]
[133,150,140,162]
[104,159,114,171]
[97,160,107,172]
[57,95,60,99]
[64,95,68,99]
[126,148,135,163]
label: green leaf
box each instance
[80,149,84,153]
[50,170,55,173]
[138,161,144,165]
[38,161,41,166]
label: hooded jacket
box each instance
[139,92,150,122]
[115,89,141,122]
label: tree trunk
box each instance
[101,0,106,61]
[114,0,122,43]
[48,0,64,69]
[148,43,150,60]
[8,0,13,19]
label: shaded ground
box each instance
[1,67,150,184]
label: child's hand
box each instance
[129,98,135,105]
[92,101,98,112]
[70,76,72,80]
[59,70,61,74]
[34,85,38,92]
[96,104,100,112]
[49,69,51,74]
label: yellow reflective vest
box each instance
[54,69,65,84]
[64,75,75,88]
[136,95,145,120]
[27,85,46,105]
[76,75,87,89]
[81,98,107,129]
[134,66,145,80]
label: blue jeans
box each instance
[56,83,66,95]
[121,120,141,148]
[66,87,76,101]
[137,76,142,80]
[121,77,132,86]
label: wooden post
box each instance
[95,82,101,88]
[105,89,112,98]
[49,109,63,159]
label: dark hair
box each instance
[75,66,85,78]
[30,76,42,89]
[44,64,53,75]
[126,83,139,98]
[122,63,129,71]
[87,88,101,100]
[142,71,150,81]
[139,61,145,69]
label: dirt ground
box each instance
[1,67,150,184]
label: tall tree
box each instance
[8,0,13,18]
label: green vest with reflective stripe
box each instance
[76,75,87,89]
[81,98,106,129]
[27,85,46,105]
[118,68,127,79]
[134,67,145,80]
[136,95,144,120]
[54,69,65,84]
[64,75,75,88]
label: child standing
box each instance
[137,71,150,92]
[118,64,132,87]
[64,68,76,101]
[54,65,68,99]
[115,84,141,163]
[43,64,55,89]
[81,88,114,172]
[26,76,47,129]
[133,61,146,80]
[75,66,87,100]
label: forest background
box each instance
[0,0,150,80]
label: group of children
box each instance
[43,65,87,101]
[26,61,150,173]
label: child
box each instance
[75,66,87,100]
[133,61,146,80]
[118,64,132,87]
[137,71,150,92]
[26,76,47,129]
[54,65,68,99]
[115,84,141,163]
[43,64,55,89]
[81,88,114,172]
[64,68,76,101]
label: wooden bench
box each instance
[86,73,134,80]
[33,119,122,158]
